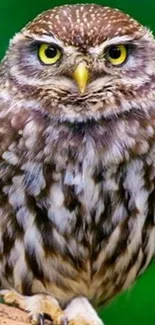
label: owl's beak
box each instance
[72,61,89,94]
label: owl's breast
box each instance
[0,115,154,307]
[13,154,152,306]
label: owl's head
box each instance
[5,4,155,122]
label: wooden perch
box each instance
[0,303,52,324]
[0,303,30,324]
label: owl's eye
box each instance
[38,43,62,65]
[106,45,128,66]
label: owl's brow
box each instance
[23,32,64,48]
[89,35,136,55]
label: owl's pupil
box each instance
[45,46,58,58]
[108,46,121,59]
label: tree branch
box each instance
[0,303,31,325]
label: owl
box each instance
[0,3,155,325]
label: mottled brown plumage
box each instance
[0,3,155,325]
[25,5,141,47]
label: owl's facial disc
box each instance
[8,4,155,123]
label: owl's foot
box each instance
[0,289,67,325]
[64,297,104,325]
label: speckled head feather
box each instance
[24,4,142,47]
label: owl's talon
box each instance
[0,289,66,325]
[30,313,41,325]
[39,313,45,325]
[59,315,68,325]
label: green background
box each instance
[0,0,155,324]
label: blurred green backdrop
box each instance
[0,0,155,324]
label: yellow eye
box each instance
[38,43,62,65]
[106,45,128,66]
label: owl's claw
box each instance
[39,313,45,325]
[0,289,66,325]
[60,315,68,325]
[31,312,67,325]
[30,313,45,325]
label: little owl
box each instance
[0,3,155,325]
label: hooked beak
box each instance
[72,61,89,94]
